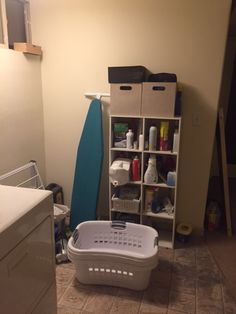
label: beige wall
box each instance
[0,6,3,44]
[30,0,231,232]
[0,48,46,182]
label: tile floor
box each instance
[56,245,236,314]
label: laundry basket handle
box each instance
[154,236,159,247]
[111,220,126,230]
[72,229,79,244]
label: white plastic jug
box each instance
[109,158,131,186]
[126,129,134,149]
[144,156,158,184]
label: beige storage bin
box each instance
[110,84,142,116]
[141,82,177,117]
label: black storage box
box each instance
[148,73,177,83]
[108,66,150,83]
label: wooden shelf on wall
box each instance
[13,43,42,56]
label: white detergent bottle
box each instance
[144,156,158,184]
[172,129,179,153]
[126,129,134,149]
[139,134,144,150]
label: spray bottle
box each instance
[144,155,158,184]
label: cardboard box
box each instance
[110,83,142,116]
[141,82,177,117]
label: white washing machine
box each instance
[0,185,57,314]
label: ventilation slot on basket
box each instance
[93,232,143,249]
[88,267,134,277]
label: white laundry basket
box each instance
[68,220,158,290]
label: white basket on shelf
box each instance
[112,194,140,213]
[68,220,158,291]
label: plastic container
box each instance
[144,188,154,212]
[176,223,192,243]
[160,122,169,151]
[132,156,140,181]
[151,188,162,213]
[144,156,158,184]
[109,158,131,186]
[112,194,140,213]
[113,123,128,148]
[206,201,221,231]
[126,129,134,149]
[149,126,157,151]
[68,220,159,291]
[172,129,179,153]
[139,134,144,150]
[167,171,176,186]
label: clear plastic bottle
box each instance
[149,126,157,151]
[144,156,158,184]
[126,129,134,149]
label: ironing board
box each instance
[70,99,104,230]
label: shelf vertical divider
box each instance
[171,117,182,248]
[108,116,112,220]
[140,117,145,224]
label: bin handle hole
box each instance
[152,86,166,91]
[120,86,132,91]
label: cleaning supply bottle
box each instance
[144,156,158,184]
[151,188,161,213]
[126,129,134,149]
[144,188,154,212]
[160,121,169,151]
[132,156,140,181]
[172,128,179,153]
[149,126,157,151]
[139,134,144,150]
[167,171,176,186]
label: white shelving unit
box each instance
[109,115,181,249]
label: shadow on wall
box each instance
[176,82,219,232]
[97,98,110,219]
